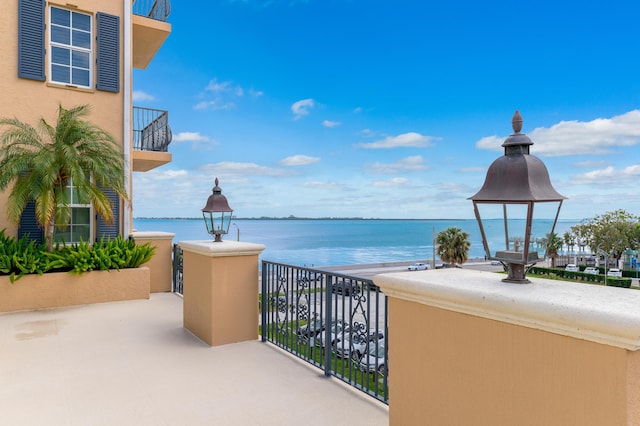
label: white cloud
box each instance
[476,110,640,157]
[303,181,341,189]
[573,160,608,168]
[358,132,437,149]
[322,120,341,128]
[193,100,236,111]
[280,155,321,166]
[358,128,376,137]
[573,164,640,184]
[195,78,262,110]
[142,169,189,180]
[173,132,210,142]
[372,177,409,188]
[132,90,155,102]
[367,155,430,174]
[353,107,363,113]
[199,161,293,178]
[291,99,315,120]
[458,166,486,173]
[205,78,233,93]
[436,182,476,193]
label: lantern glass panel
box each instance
[530,200,563,256]
[475,203,531,261]
[218,212,231,234]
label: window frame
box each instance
[53,179,94,245]
[48,6,93,89]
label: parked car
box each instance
[297,319,325,343]
[357,343,387,375]
[565,264,579,272]
[607,268,623,277]
[334,328,385,359]
[583,267,599,275]
[318,321,350,348]
[331,280,359,296]
[408,262,429,271]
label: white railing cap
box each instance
[374,269,640,350]
[178,240,265,258]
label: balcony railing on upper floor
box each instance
[133,106,172,152]
[132,0,171,22]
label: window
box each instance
[19,1,120,92]
[49,7,92,88]
[53,180,92,244]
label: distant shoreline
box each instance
[134,217,582,221]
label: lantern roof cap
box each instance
[469,111,566,203]
[202,177,233,213]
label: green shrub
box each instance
[0,230,49,282]
[0,230,155,281]
[528,265,632,288]
[605,277,632,288]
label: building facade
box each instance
[0,0,171,242]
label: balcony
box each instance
[0,293,389,424]
[132,106,172,172]
[132,0,171,69]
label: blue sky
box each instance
[132,0,640,220]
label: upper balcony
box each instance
[132,106,172,172]
[132,0,172,69]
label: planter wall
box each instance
[130,231,175,293]
[0,267,150,313]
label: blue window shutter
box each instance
[18,202,45,244]
[96,187,120,240]
[18,0,45,81]
[96,12,120,92]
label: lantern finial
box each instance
[512,110,523,133]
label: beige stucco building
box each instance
[0,0,172,242]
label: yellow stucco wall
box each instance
[183,250,260,346]
[131,232,175,293]
[388,297,637,426]
[0,0,125,236]
[0,267,149,313]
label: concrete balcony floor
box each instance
[0,293,388,425]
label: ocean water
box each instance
[133,218,579,267]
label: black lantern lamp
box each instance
[202,178,234,242]
[469,111,566,283]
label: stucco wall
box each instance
[389,298,634,425]
[375,269,640,426]
[0,267,149,313]
[131,231,175,293]
[180,241,265,346]
[0,0,125,236]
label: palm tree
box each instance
[436,227,471,267]
[0,104,128,250]
[542,232,563,268]
[563,231,575,254]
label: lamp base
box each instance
[502,263,530,284]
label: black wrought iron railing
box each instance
[261,261,389,404]
[132,0,171,22]
[133,106,172,152]
[172,243,183,294]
